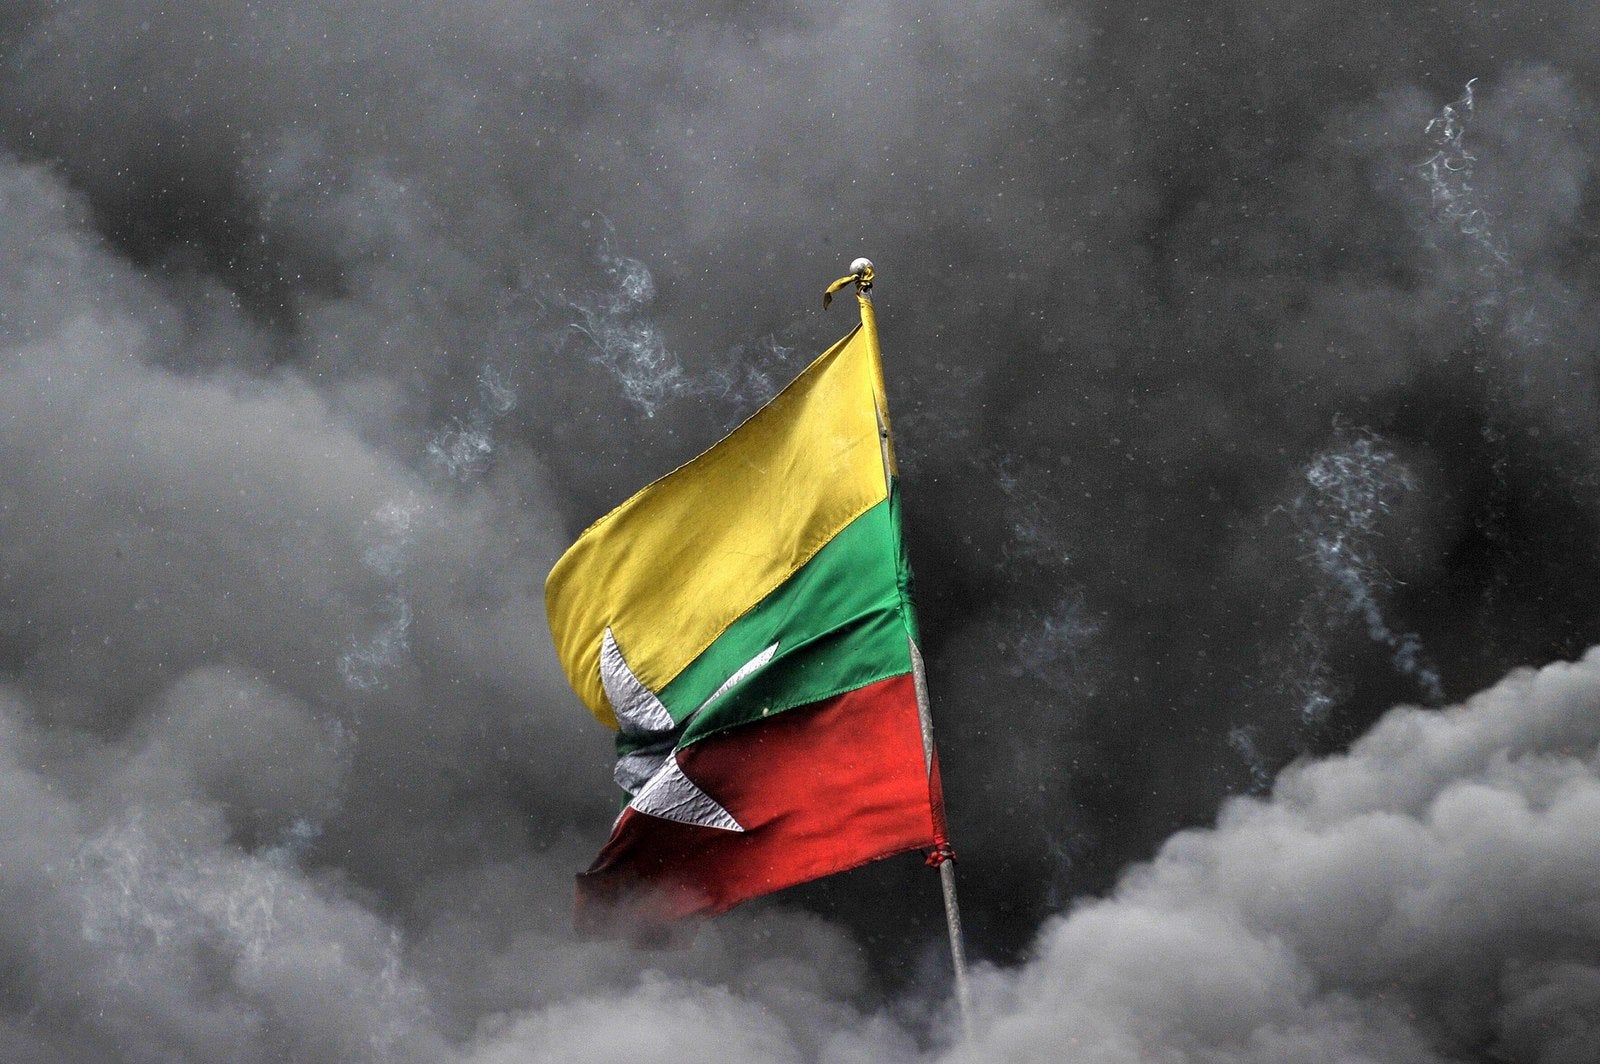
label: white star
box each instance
[600,626,675,736]
[598,629,778,832]
[629,755,743,832]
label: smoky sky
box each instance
[3,0,1600,1060]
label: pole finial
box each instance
[823,258,876,309]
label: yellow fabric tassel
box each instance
[822,263,874,309]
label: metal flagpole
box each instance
[831,258,975,1038]
[910,640,975,1038]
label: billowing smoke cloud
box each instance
[948,650,1600,1064]
[3,0,1600,1059]
[458,649,1600,1063]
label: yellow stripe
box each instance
[545,321,890,728]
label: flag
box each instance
[545,281,949,933]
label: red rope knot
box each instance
[924,841,957,868]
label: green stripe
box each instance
[618,484,918,756]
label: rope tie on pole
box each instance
[823,261,875,308]
[924,841,957,868]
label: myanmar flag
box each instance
[545,289,948,933]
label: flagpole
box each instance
[832,258,975,1038]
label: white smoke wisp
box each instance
[1292,432,1445,711]
[1010,596,1099,697]
[1421,79,1503,259]
[356,363,517,687]
[566,225,687,418]
[427,365,519,481]
[1042,825,1096,913]
[700,332,803,419]
[562,224,816,422]
[340,494,422,691]
[1419,77,1535,343]
[950,648,1600,1064]
[1226,724,1272,794]
[338,594,412,691]
[1281,622,1343,731]
[989,453,1069,566]
[985,452,1097,696]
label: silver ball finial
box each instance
[849,257,874,275]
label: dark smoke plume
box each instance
[2,1,1600,1060]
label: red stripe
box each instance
[576,673,942,937]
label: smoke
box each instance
[341,495,421,691]
[561,220,811,423]
[1226,724,1273,794]
[427,367,518,481]
[2,0,1600,1059]
[946,649,1600,1064]
[1420,78,1513,335]
[1292,430,1444,713]
[565,224,688,418]
[470,649,1600,1062]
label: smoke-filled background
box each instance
[4,1,1600,1060]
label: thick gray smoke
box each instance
[949,650,1600,1064]
[3,0,1600,1059]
